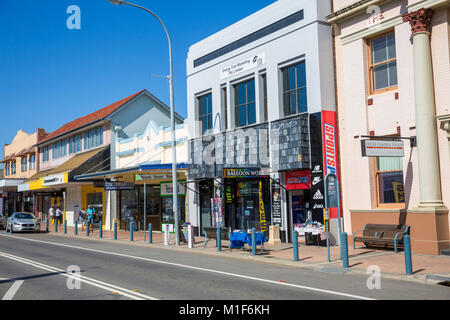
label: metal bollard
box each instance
[164,224,169,246]
[188,225,193,249]
[64,220,67,234]
[75,221,78,236]
[86,220,89,237]
[404,235,413,275]
[149,223,153,244]
[252,228,256,256]
[342,232,349,269]
[99,221,103,239]
[130,222,134,242]
[326,220,331,263]
[293,230,299,262]
[114,222,117,240]
[55,221,58,233]
[46,218,49,233]
[217,225,221,252]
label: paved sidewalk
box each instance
[41,223,450,285]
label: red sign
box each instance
[285,170,311,190]
[322,111,340,219]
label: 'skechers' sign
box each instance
[361,140,405,158]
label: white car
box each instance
[6,212,41,233]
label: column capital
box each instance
[403,8,434,35]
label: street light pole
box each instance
[109,0,179,245]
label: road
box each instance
[0,232,448,301]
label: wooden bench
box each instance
[353,224,410,253]
[203,227,230,248]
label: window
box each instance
[261,73,268,122]
[221,87,228,131]
[11,161,16,175]
[69,134,82,154]
[29,154,36,170]
[84,127,104,150]
[43,146,50,162]
[234,79,256,128]
[198,93,213,135]
[376,157,405,206]
[21,157,27,172]
[52,140,67,159]
[5,163,10,176]
[369,32,398,93]
[282,61,307,116]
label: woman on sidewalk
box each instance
[86,206,95,234]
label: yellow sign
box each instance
[392,182,405,203]
[259,181,268,233]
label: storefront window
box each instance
[376,157,405,205]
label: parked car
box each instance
[0,214,6,230]
[6,212,41,233]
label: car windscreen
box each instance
[15,213,36,220]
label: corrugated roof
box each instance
[25,169,55,183]
[38,90,147,145]
[45,148,107,176]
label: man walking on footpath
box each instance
[49,206,55,225]
[55,207,63,225]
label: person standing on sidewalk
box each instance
[87,206,95,234]
[49,206,55,225]
[78,208,86,231]
[55,207,63,225]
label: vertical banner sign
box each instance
[259,181,268,233]
[322,111,340,219]
[310,113,325,223]
[211,198,224,227]
[271,181,282,227]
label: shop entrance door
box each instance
[289,190,306,242]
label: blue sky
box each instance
[0,0,276,161]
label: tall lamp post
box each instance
[109,0,180,245]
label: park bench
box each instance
[203,227,230,248]
[353,224,410,253]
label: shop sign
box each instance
[161,182,186,197]
[225,186,233,204]
[271,182,282,227]
[224,168,269,179]
[104,182,135,191]
[220,53,265,80]
[136,173,172,181]
[258,181,268,233]
[325,175,339,208]
[43,173,67,187]
[285,170,311,190]
[161,223,175,234]
[361,140,405,158]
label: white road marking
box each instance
[0,252,157,301]
[0,234,375,300]
[2,280,24,300]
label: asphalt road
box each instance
[0,232,448,301]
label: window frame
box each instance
[11,160,16,175]
[281,61,308,117]
[21,157,27,172]
[197,92,213,136]
[367,30,398,95]
[233,78,256,128]
[29,154,36,170]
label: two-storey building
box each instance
[186,0,338,242]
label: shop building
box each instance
[19,89,180,230]
[186,0,338,242]
[327,0,450,254]
[74,120,188,232]
[0,129,49,217]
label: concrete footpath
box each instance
[41,224,450,287]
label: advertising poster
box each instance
[211,198,224,227]
[271,182,282,227]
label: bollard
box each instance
[46,218,49,233]
[114,222,117,240]
[326,220,331,263]
[342,232,349,269]
[55,221,58,233]
[64,220,67,234]
[130,222,134,242]
[404,235,413,275]
[293,230,299,262]
[188,225,193,249]
[75,221,78,236]
[149,223,153,244]
[252,228,256,256]
[164,224,169,246]
[86,220,89,237]
[217,225,222,252]
[99,221,103,239]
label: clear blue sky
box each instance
[0,0,276,162]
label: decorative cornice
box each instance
[402,8,434,35]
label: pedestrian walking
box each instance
[49,206,55,225]
[78,208,86,231]
[55,207,63,225]
[86,206,95,234]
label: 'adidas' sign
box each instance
[313,190,324,200]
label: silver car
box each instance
[6,212,41,233]
[0,214,6,230]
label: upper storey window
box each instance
[198,93,213,135]
[282,61,307,116]
[369,32,398,94]
[234,79,256,128]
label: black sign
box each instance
[104,182,135,191]
[326,174,339,208]
[271,182,282,227]
[310,164,325,223]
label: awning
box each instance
[21,147,110,191]
[74,163,189,181]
